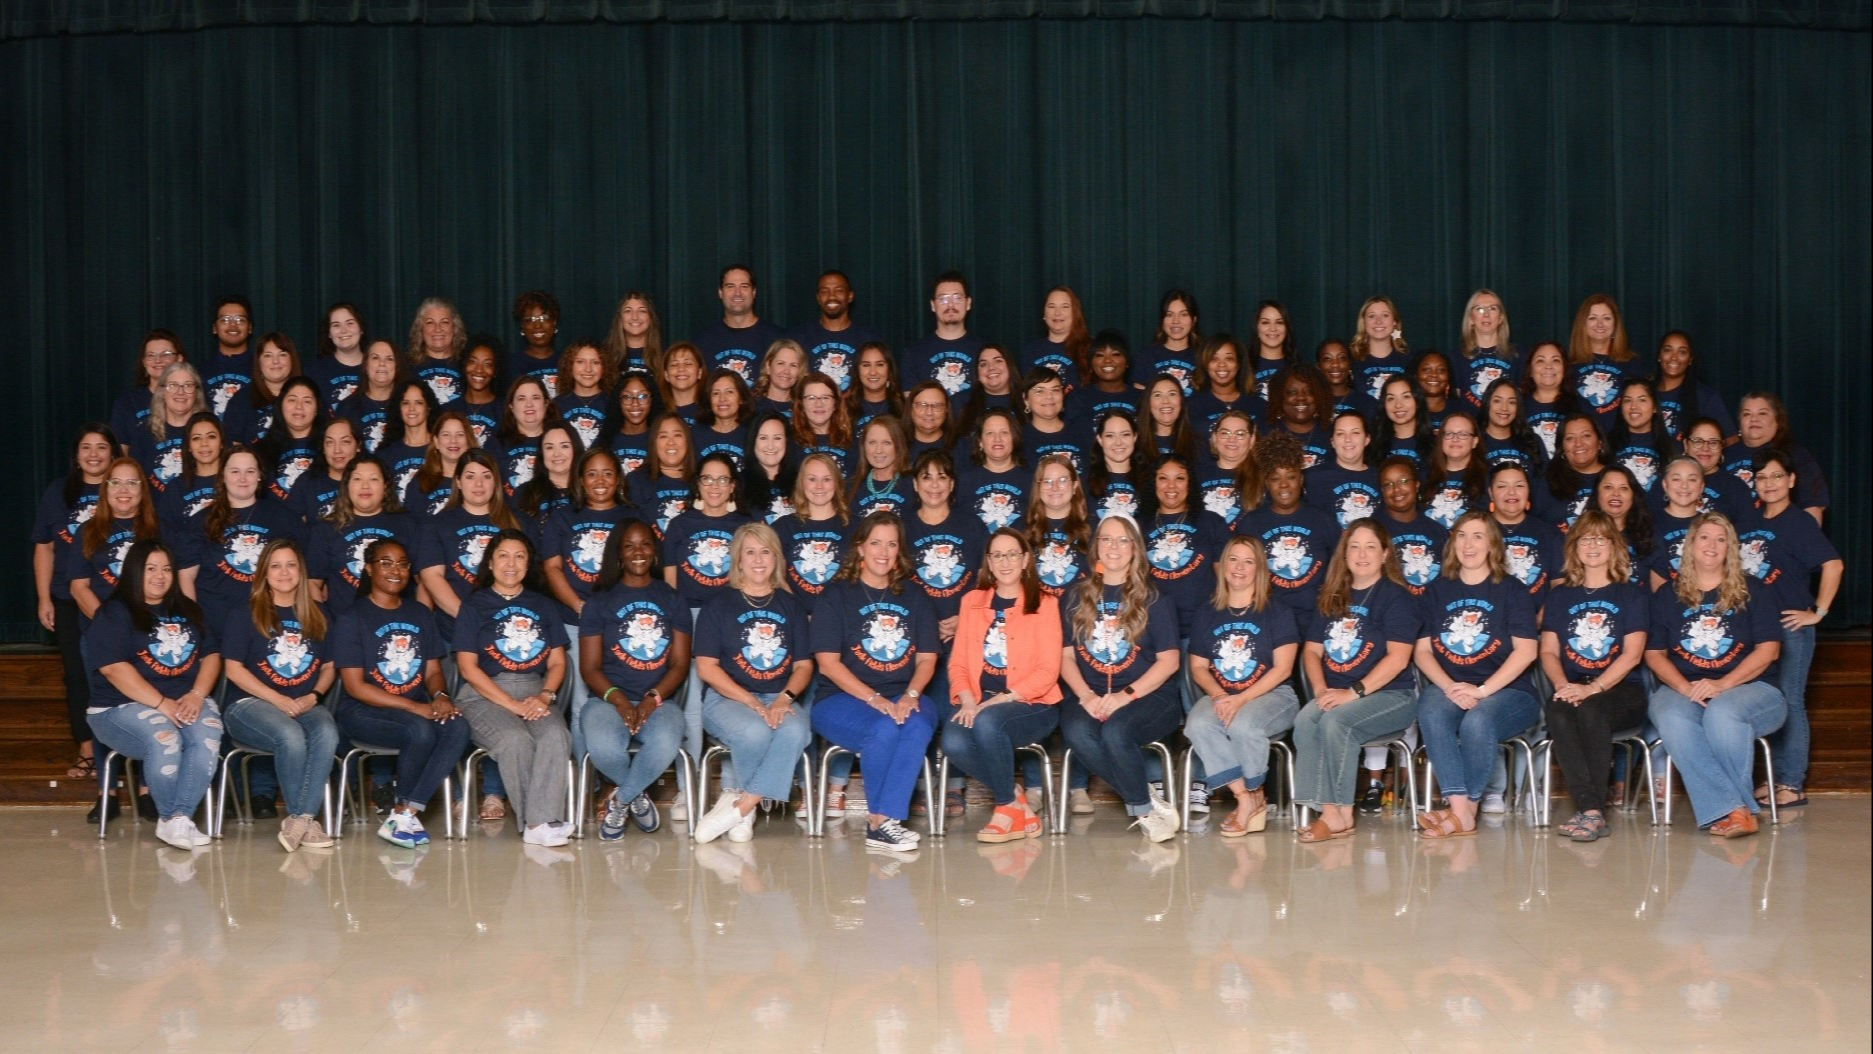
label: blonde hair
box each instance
[1068,515,1157,646]
[727,522,791,593]
[1439,510,1511,583]
[1559,510,1633,587]
[1209,536,1271,613]
[1673,512,1752,613]
[753,338,807,400]
[248,539,327,642]
[1349,296,1409,361]
[150,363,205,440]
[790,452,851,525]
[1459,289,1512,356]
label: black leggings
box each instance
[54,598,90,744]
[1545,681,1648,814]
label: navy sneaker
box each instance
[865,819,920,853]
[599,792,630,841]
[628,792,660,834]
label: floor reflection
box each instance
[6,799,1864,1051]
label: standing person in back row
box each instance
[900,272,985,399]
[693,265,785,386]
[788,270,880,392]
[203,295,256,420]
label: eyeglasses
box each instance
[1215,428,1250,439]
[1472,305,1502,315]
[165,381,199,392]
[913,402,946,412]
[621,392,651,402]
[216,314,248,325]
[1441,431,1477,441]
[1686,437,1723,448]
[1096,536,1133,548]
[1040,477,1073,488]
[522,314,551,324]
[1575,536,1613,548]
[802,394,835,404]
[934,294,966,305]
[373,560,413,571]
[1379,479,1416,490]
[1755,470,1790,482]
[106,478,143,489]
[143,350,178,362]
[987,550,1025,563]
[699,475,732,486]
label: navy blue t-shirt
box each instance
[660,510,754,607]
[499,437,542,496]
[202,350,254,420]
[1420,575,1539,693]
[1191,456,1248,529]
[1061,584,1180,694]
[809,580,940,698]
[1381,511,1448,596]
[554,394,610,453]
[507,350,560,399]
[221,604,331,696]
[1493,515,1564,600]
[789,322,880,392]
[184,500,306,613]
[1353,354,1408,402]
[977,594,1019,697]
[956,465,1030,534]
[128,428,187,495]
[308,511,419,616]
[1654,380,1735,441]
[1423,471,1485,530]
[1610,433,1673,493]
[1307,578,1419,693]
[1020,338,1083,393]
[1737,507,1840,611]
[453,587,566,676]
[579,579,692,697]
[626,471,693,540]
[109,388,156,448]
[287,472,343,528]
[30,478,99,601]
[1482,432,1546,476]
[1571,356,1638,420]
[903,510,986,621]
[1275,424,1331,470]
[900,334,985,399]
[1144,511,1231,636]
[1647,509,1697,585]
[695,423,749,473]
[413,506,505,635]
[695,320,787,387]
[332,599,442,701]
[461,399,503,451]
[338,393,394,453]
[773,514,851,611]
[1726,441,1830,512]
[1187,388,1261,431]
[852,475,916,521]
[1453,348,1522,414]
[1089,470,1149,522]
[1021,423,1087,476]
[1649,583,1781,685]
[1304,464,1382,529]
[305,356,362,414]
[1130,344,1197,393]
[693,588,807,693]
[1541,582,1649,686]
[1065,385,1145,431]
[543,505,633,605]
[156,472,218,536]
[1524,395,1569,460]
[263,438,319,504]
[85,602,215,709]
[1033,518,1092,598]
[1190,600,1298,694]
[62,518,146,607]
[412,359,466,409]
[1234,505,1342,616]
[609,429,652,479]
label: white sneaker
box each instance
[1152,796,1181,834]
[1134,807,1178,843]
[1023,786,1045,814]
[726,809,756,843]
[668,788,688,822]
[1481,793,1507,815]
[693,796,745,844]
[155,817,197,851]
[523,823,572,847]
[184,818,212,846]
[1068,788,1095,815]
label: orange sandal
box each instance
[977,804,1030,844]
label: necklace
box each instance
[493,586,523,602]
[741,588,774,609]
[1350,579,1380,612]
[860,577,891,605]
[865,473,896,498]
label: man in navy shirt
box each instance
[787,270,880,393]
[691,265,785,386]
[204,295,255,421]
[899,271,984,398]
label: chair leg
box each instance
[795,750,815,840]
[574,754,592,839]
[816,745,845,840]
[1055,748,1075,833]
[96,752,119,841]
[441,776,457,840]
[1662,757,1676,827]
[1640,744,1660,827]
[934,754,950,838]
[213,750,237,840]
[920,758,939,837]
[1017,745,1056,835]
[677,750,698,840]
[1178,746,1195,833]
[458,749,484,836]
[1757,738,1778,826]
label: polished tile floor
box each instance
[1,797,1866,1053]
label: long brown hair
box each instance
[444,449,522,530]
[791,373,852,449]
[976,527,1042,614]
[202,447,262,545]
[82,457,162,558]
[791,452,851,524]
[248,538,327,641]
[604,291,664,375]
[1316,519,1406,619]
[1567,294,1634,364]
[1438,510,1510,583]
[1023,454,1090,555]
[832,512,916,593]
[1068,515,1157,646]
[1559,510,1633,587]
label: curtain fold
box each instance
[2,18,1867,638]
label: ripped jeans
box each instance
[88,700,223,820]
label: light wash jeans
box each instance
[1292,689,1417,807]
[1184,685,1300,791]
[88,701,223,820]
[581,698,685,803]
[1651,681,1786,827]
[1769,624,1815,790]
[222,697,339,818]
[702,689,812,803]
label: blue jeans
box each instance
[812,692,939,820]
[1184,685,1300,791]
[1770,624,1814,790]
[334,697,471,810]
[582,697,685,802]
[222,697,339,818]
[88,701,223,820]
[702,689,812,803]
[1651,681,1787,828]
[1059,684,1183,815]
[941,702,1059,806]
[1292,688,1418,807]
[565,625,592,763]
[1417,684,1541,802]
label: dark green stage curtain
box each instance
[4,0,1868,38]
[2,19,1867,639]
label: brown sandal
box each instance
[1297,818,1353,842]
[1420,812,1476,839]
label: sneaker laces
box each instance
[877,818,912,840]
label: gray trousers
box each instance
[456,669,571,828]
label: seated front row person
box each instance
[1646,512,1786,839]
[332,538,471,849]
[1414,511,1541,839]
[1539,511,1650,842]
[943,527,1062,844]
[579,518,690,840]
[1183,536,1300,837]
[453,529,573,848]
[86,539,224,851]
[810,512,942,854]
[692,523,816,845]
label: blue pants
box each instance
[1651,682,1786,828]
[1184,686,1300,791]
[582,698,685,803]
[1417,684,1541,802]
[334,697,471,810]
[1059,685,1182,815]
[1291,689,1418,807]
[811,692,938,821]
[941,702,1059,806]
[1769,624,1815,790]
[702,689,812,803]
[89,701,223,820]
[222,697,339,818]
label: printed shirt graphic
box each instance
[582,581,691,696]
[810,582,939,698]
[84,605,213,708]
[1309,579,1418,692]
[332,602,442,699]
[1356,359,1406,401]
[1651,584,1779,684]
[502,441,540,495]
[1192,460,1244,526]
[1305,466,1381,529]
[414,362,465,407]
[371,623,428,693]
[456,589,565,675]
[556,395,609,452]
[1614,443,1663,492]
[1496,519,1559,597]
[1191,602,1298,693]
[957,467,1028,534]
[1091,476,1144,522]
[1542,583,1647,685]
[1424,475,1477,529]
[268,443,316,502]
[223,606,328,693]
[776,517,849,606]
[1385,515,1447,596]
[204,353,252,419]
[1063,585,1176,693]
[1035,523,1090,597]
[1236,506,1340,611]
[1423,578,1537,691]
[1132,346,1197,394]
[695,591,806,692]
[196,504,303,607]
[1457,351,1519,411]
[545,505,631,598]
[660,510,754,605]
[1572,359,1626,411]
[904,512,984,619]
[1737,510,1840,611]
[140,614,203,681]
[68,519,140,594]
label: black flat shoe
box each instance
[86,797,122,824]
[250,797,279,820]
[136,792,159,822]
[1356,779,1385,815]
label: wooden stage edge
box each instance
[0,638,1866,805]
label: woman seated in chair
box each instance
[332,538,471,849]
[86,539,224,851]
[943,527,1061,844]
[1057,514,1183,843]
[1183,536,1300,837]
[579,518,690,840]
[1414,511,1541,839]
[691,523,816,844]
[221,538,339,852]
[452,529,573,847]
[808,512,943,854]
[1540,511,1650,842]
[1646,512,1786,839]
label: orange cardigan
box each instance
[948,588,1064,705]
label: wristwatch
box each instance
[1350,680,1368,698]
[906,689,920,700]
[776,689,795,704]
